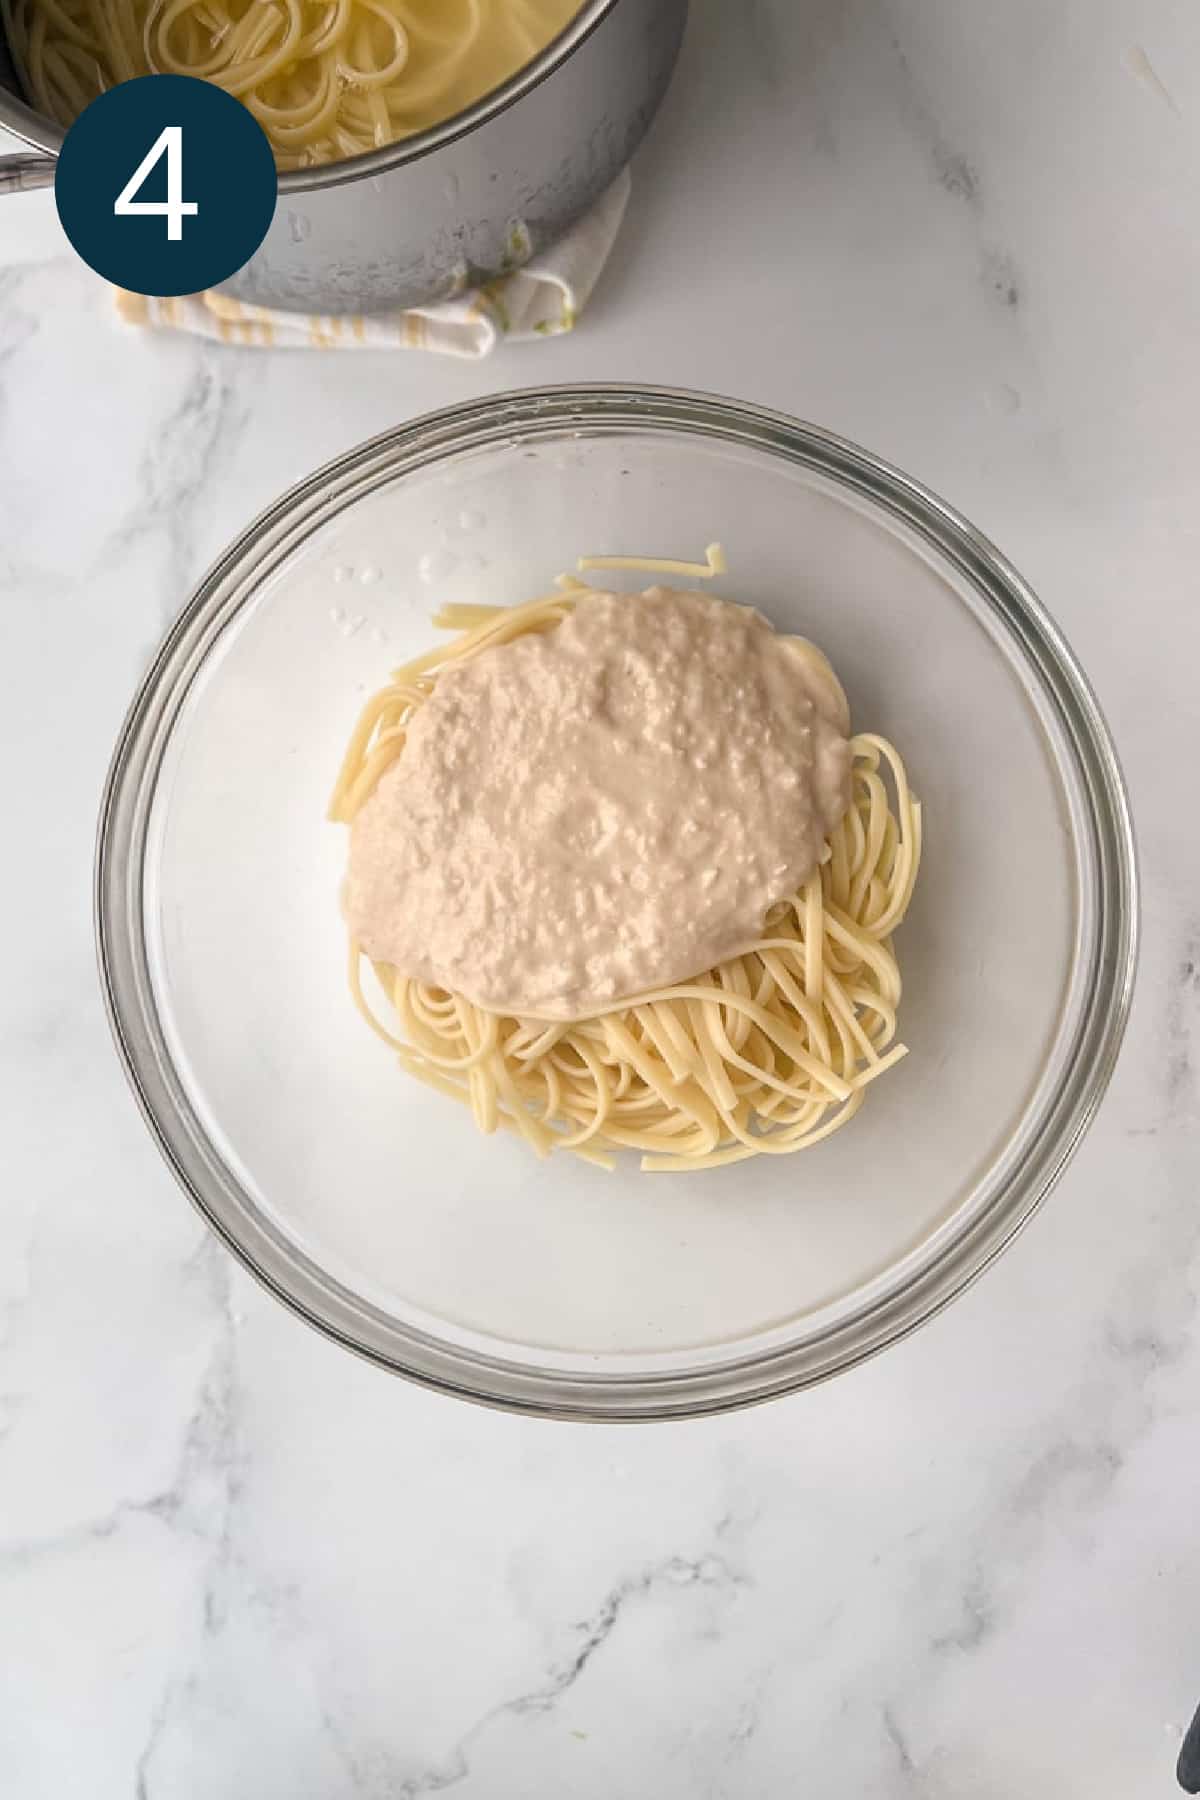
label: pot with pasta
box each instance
[0,0,687,311]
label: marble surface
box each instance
[2,2,1199,1793]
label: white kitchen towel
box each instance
[115,169,629,357]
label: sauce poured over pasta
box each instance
[330,577,923,1172]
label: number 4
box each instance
[114,126,198,242]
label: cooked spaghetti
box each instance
[3,0,579,168]
[329,580,922,1174]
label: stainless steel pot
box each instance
[0,0,687,312]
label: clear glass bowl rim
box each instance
[94,384,1140,1421]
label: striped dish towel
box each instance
[115,170,629,357]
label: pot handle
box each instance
[1180,1697,1200,1792]
[0,152,56,196]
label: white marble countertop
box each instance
[3,2,1199,1794]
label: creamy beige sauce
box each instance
[345,588,852,1020]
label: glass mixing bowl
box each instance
[95,387,1138,1419]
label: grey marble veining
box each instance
[3,1,1200,1795]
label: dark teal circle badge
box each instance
[55,74,277,297]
